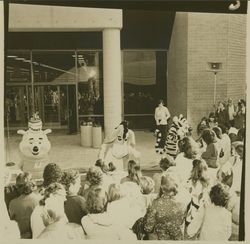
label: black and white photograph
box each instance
[1,0,249,242]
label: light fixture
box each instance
[15,57,26,61]
[229,1,241,11]
[7,55,17,58]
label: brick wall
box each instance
[167,12,188,118]
[168,12,246,138]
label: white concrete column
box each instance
[103,28,122,136]
[245,4,250,242]
[0,0,5,218]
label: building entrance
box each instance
[5,84,72,130]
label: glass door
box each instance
[27,85,69,129]
[5,86,29,128]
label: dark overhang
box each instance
[7,0,248,14]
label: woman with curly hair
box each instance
[43,163,63,187]
[8,172,41,238]
[60,170,88,224]
[79,166,107,200]
[187,183,231,240]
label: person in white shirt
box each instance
[227,98,236,127]
[154,100,171,153]
[187,183,231,241]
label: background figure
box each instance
[154,99,171,154]
[227,98,236,127]
[234,99,246,129]
[215,102,228,127]
[8,172,41,239]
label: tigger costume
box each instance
[155,114,191,158]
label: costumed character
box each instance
[17,113,52,179]
[155,114,191,158]
[98,121,141,170]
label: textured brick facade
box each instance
[168,12,246,136]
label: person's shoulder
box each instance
[9,197,19,208]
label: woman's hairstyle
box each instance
[181,137,200,159]
[39,182,66,206]
[108,162,116,172]
[139,176,155,195]
[209,112,216,118]
[127,160,141,185]
[159,156,175,171]
[107,184,122,202]
[212,127,222,140]
[158,99,164,106]
[197,119,209,136]
[43,163,63,187]
[95,159,109,174]
[86,187,108,214]
[239,99,246,107]
[86,166,103,186]
[190,159,209,187]
[201,129,217,145]
[60,169,80,192]
[16,172,37,195]
[237,128,245,142]
[160,172,179,197]
[209,183,230,207]
[218,124,228,134]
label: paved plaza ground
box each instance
[5,131,161,173]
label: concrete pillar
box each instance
[0,0,5,208]
[244,4,250,241]
[103,28,122,136]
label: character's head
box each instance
[172,114,191,140]
[18,129,51,159]
[17,113,52,159]
[116,120,129,141]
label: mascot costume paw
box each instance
[98,121,141,170]
[17,113,52,179]
[155,114,191,158]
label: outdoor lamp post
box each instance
[206,62,222,105]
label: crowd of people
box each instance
[3,97,245,241]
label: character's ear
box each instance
[17,130,27,135]
[44,129,52,135]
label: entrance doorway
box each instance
[5,84,73,130]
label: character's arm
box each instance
[128,130,136,147]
